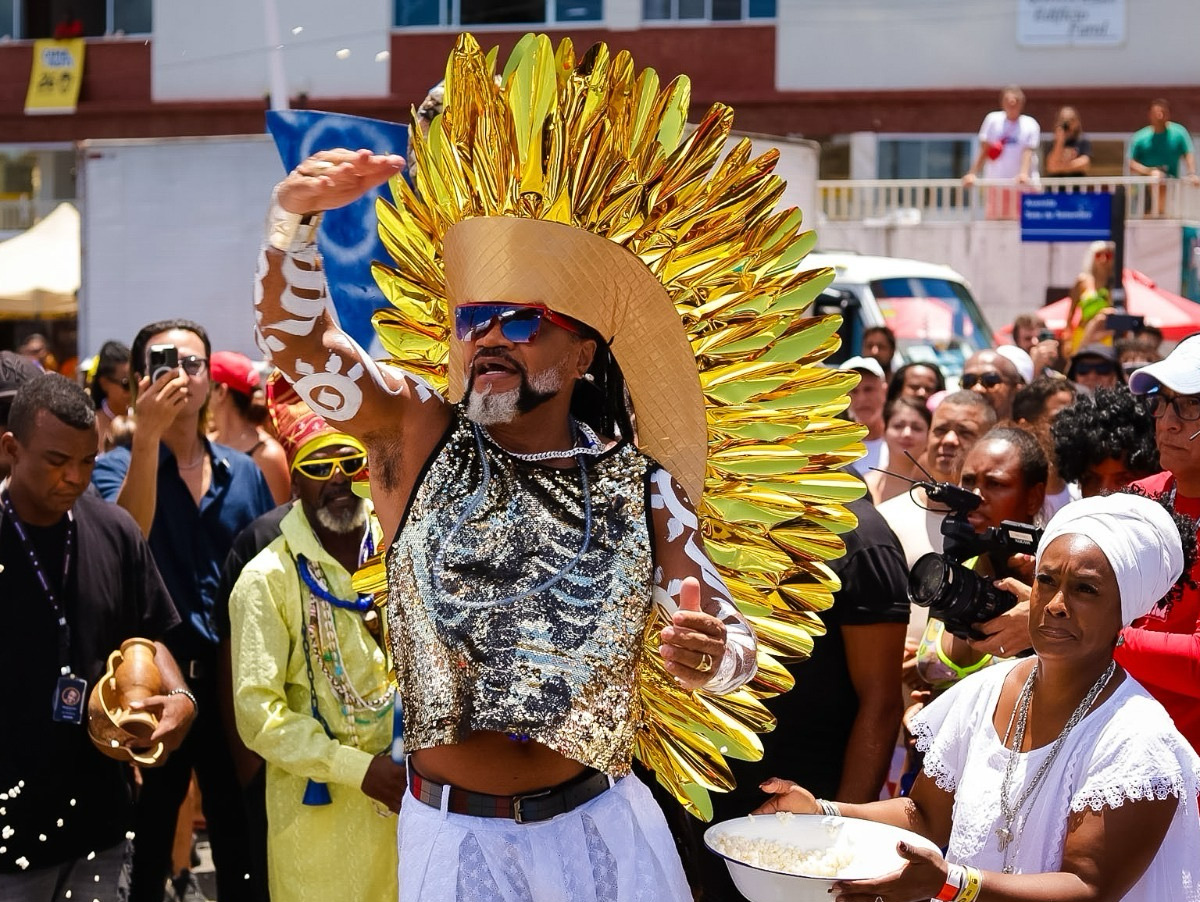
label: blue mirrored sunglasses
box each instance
[453,303,582,343]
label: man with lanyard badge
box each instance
[0,374,194,902]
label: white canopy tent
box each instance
[0,202,79,319]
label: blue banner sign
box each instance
[1020,192,1112,242]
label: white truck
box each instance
[76,132,821,359]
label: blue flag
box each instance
[266,110,409,352]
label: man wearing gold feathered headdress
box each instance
[251,57,759,902]
[249,28,865,898]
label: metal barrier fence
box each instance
[817,176,1200,223]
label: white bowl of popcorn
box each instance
[704,813,940,902]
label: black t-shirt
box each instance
[710,496,910,815]
[212,501,291,640]
[0,491,179,872]
[1053,133,1093,176]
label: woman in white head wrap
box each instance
[753,493,1200,901]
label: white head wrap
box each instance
[1036,493,1184,626]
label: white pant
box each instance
[397,774,691,902]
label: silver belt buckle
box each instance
[511,788,552,824]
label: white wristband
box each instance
[266,186,322,253]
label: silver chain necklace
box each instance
[430,420,599,611]
[996,658,1116,873]
[477,420,607,462]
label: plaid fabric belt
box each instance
[408,767,615,824]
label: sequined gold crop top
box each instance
[386,412,655,776]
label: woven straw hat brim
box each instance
[444,217,707,500]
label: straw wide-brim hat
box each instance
[443,217,708,501]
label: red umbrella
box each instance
[994,269,1200,343]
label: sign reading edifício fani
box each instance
[1018,0,1124,47]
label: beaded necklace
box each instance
[298,530,392,743]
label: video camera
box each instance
[907,479,1042,641]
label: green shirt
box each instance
[1129,122,1195,177]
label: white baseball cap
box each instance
[996,344,1034,384]
[1129,334,1200,396]
[838,355,886,381]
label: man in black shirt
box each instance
[0,374,193,902]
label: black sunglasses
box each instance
[1072,361,1116,377]
[961,372,1006,390]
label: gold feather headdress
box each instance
[362,32,867,819]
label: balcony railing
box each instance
[817,176,1200,224]
[0,197,68,232]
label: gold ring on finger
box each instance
[696,651,713,674]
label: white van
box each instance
[807,251,996,381]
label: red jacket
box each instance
[1114,472,1200,752]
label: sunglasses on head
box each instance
[961,371,1006,390]
[292,453,368,480]
[1073,360,1116,377]
[454,303,583,344]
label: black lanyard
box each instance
[2,492,76,675]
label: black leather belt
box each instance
[408,766,614,824]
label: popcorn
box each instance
[713,819,857,879]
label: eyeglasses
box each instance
[453,303,583,344]
[1072,361,1116,377]
[961,372,1006,390]
[179,356,208,377]
[1144,391,1200,422]
[292,453,368,480]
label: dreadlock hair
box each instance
[568,324,634,443]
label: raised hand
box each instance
[659,576,727,690]
[276,148,406,216]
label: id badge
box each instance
[52,675,87,724]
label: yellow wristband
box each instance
[957,865,983,902]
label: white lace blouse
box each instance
[912,659,1200,900]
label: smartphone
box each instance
[1106,313,1145,334]
[148,344,179,382]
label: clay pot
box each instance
[87,638,165,766]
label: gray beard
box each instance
[464,363,566,426]
[314,498,368,534]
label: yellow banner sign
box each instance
[25,38,86,115]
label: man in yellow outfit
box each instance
[230,375,404,902]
